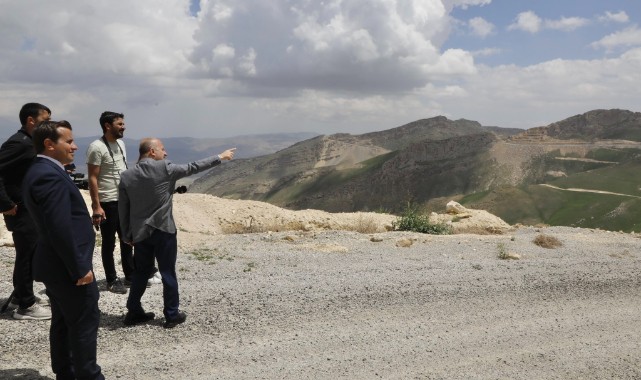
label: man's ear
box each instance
[43,138,55,151]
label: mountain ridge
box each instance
[189,109,641,231]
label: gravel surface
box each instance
[1,226,641,379]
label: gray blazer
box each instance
[118,156,221,243]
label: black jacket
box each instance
[0,128,34,211]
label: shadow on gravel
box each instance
[0,368,53,379]
[99,310,164,330]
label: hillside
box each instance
[460,157,641,232]
[190,117,494,209]
[190,109,641,231]
[515,109,641,142]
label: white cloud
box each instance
[544,16,590,31]
[508,11,542,33]
[598,11,629,24]
[591,26,641,51]
[424,48,476,76]
[508,11,589,34]
[0,0,639,141]
[427,48,641,129]
[472,47,501,57]
[209,2,234,21]
[0,1,196,83]
[468,17,494,38]
[0,0,483,138]
[189,0,476,95]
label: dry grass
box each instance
[342,215,379,234]
[533,234,563,249]
[458,226,506,235]
[221,219,307,234]
[220,215,382,234]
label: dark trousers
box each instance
[4,206,37,309]
[45,279,104,380]
[127,229,180,320]
[99,201,134,283]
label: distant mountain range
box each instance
[189,109,641,232]
[70,132,319,171]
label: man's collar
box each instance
[102,134,121,144]
[36,154,65,171]
[19,127,32,138]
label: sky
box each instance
[1,0,640,139]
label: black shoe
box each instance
[124,311,155,326]
[163,311,187,329]
[107,278,127,294]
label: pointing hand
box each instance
[218,148,236,161]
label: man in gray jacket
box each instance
[118,138,234,328]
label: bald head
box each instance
[138,138,167,161]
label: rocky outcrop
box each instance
[511,109,641,142]
[429,201,512,234]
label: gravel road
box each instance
[1,226,641,379]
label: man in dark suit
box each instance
[0,102,52,320]
[119,138,235,328]
[23,120,104,380]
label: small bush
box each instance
[497,242,521,260]
[497,243,509,259]
[533,234,562,249]
[392,204,450,235]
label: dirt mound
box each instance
[0,193,513,250]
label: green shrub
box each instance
[497,243,509,259]
[392,204,451,235]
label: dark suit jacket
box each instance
[23,156,95,284]
[0,128,34,211]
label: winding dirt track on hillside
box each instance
[539,183,641,198]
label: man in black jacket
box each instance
[0,102,52,320]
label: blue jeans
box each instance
[127,229,180,320]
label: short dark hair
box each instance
[19,103,51,126]
[33,120,72,154]
[99,111,124,132]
